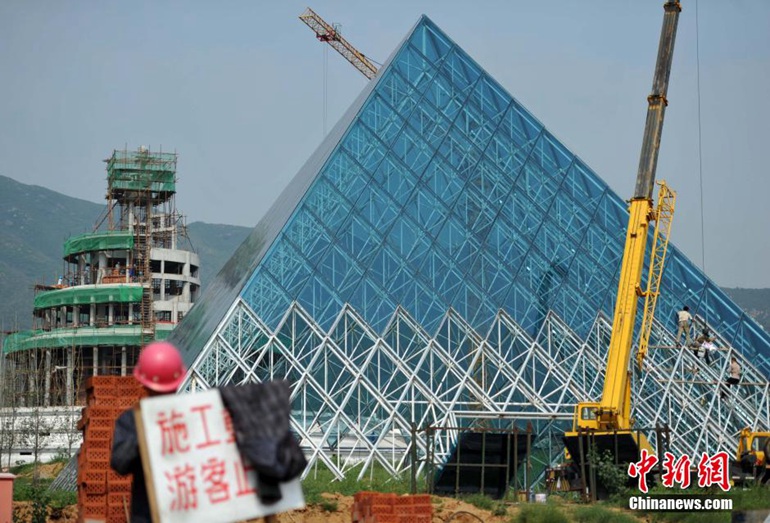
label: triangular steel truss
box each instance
[184,301,770,482]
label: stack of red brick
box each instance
[77,376,147,523]
[351,492,433,523]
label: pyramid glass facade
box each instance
[171,16,770,480]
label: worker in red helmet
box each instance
[110,341,186,523]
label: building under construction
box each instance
[167,14,770,485]
[1,147,200,409]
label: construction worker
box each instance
[675,305,692,348]
[110,342,186,523]
[693,327,714,365]
[720,355,741,401]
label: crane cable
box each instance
[695,0,707,323]
[323,44,329,137]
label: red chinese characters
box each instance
[697,451,730,491]
[628,450,732,492]
[151,399,261,513]
[201,457,231,504]
[192,404,222,449]
[157,409,190,455]
[165,464,198,511]
[627,449,658,494]
[661,452,692,489]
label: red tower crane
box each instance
[299,7,378,80]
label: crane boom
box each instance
[299,7,379,80]
[563,0,681,485]
[596,0,680,430]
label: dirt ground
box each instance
[13,492,512,523]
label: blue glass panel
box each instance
[406,98,452,151]
[423,69,466,122]
[434,214,479,267]
[394,43,439,92]
[342,121,386,173]
[404,183,451,237]
[392,124,435,176]
[563,160,607,211]
[378,69,419,117]
[500,189,543,238]
[439,124,482,181]
[470,251,513,306]
[261,238,312,297]
[337,214,381,269]
[359,94,405,146]
[321,150,370,200]
[662,249,707,315]
[502,282,540,336]
[484,219,528,276]
[441,48,482,94]
[353,181,399,231]
[372,156,417,205]
[694,281,742,345]
[421,155,466,204]
[387,214,433,269]
[304,178,352,234]
[411,20,453,63]
[549,188,592,243]
[283,207,333,264]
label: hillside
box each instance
[0,175,251,331]
[0,174,768,335]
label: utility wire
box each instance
[695,0,707,321]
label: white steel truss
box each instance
[184,300,770,482]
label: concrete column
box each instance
[73,305,80,328]
[27,352,37,406]
[66,347,73,406]
[121,346,127,377]
[90,304,95,326]
[44,349,51,407]
[93,346,99,376]
[108,303,114,326]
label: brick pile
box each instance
[77,376,147,523]
[351,492,433,523]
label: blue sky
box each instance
[1,1,769,288]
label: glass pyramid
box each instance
[170,16,770,480]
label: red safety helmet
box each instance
[133,341,186,393]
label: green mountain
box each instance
[0,175,251,331]
[0,174,768,335]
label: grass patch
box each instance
[572,504,638,523]
[460,493,496,511]
[514,503,569,523]
[301,462,413,505]
[319,499,339,512]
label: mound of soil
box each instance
[14,493,512,523]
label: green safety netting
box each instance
[34,284,144,310]
[64,231,134,259]
[2,326,146,353]
[107,151,177,193]
[2,324,174,354]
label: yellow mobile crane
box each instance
[563,0,681,483]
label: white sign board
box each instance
[138,389,305,523]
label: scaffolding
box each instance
[0,147,200,414]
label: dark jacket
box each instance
[110,409,150,523]
[219,380,307,504]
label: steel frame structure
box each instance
[184,300,770,482]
